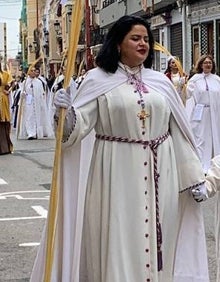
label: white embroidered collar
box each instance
[118,61,143,75]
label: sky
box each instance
[0,0,22,58]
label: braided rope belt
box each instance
[96,131,170,271]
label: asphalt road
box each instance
[0,129,54,281]
[204,196,218,282]
[0,129,218,281]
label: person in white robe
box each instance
[186,55,220,174]
[164,56,187,105]
[17,67,54,140]
[48,68,77,129]
[75,68,86,89]
[35,67,49,105]
[30,16,220,282]
[35,68,48,91]
[186,56,220,280]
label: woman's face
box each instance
[118,24,149,67]
[170,60,178,69]
[201,57,213,74]
[29,68,36,78]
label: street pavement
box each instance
[0,128,218,281]
[204,196,218,282]
[0,129,55,281]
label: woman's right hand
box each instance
[54,88,71,109]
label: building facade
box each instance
[190,1,220,72]
[17,0,220,78]
[0,22,7,69]
[99,0,220,74]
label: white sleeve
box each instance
[61,98,98,149]
[186,78,197,99]
[205,155,220,197]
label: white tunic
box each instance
[30,67,209,282]
[17,77,54,139]
[186,73,220,173]
[170,72,186,104]
[76,83,208,282]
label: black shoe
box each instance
[28,136,36,140]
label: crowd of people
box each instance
[1,14,220,282]
[0,64,83,153]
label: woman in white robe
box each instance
[186,55,220,174]
[164,56,187,105]
[30,15,219,282]
[186,57,220,280]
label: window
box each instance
[192,26,199,67]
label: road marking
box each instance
[0,195,49,200]
[0,205,47,221]
[19,242,40,247]
[32,205,48,217]
[0,216,46,221]
[0,190,49,200]
[0,178,7,185]
[18,207,48,247]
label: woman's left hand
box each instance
[191,185,208,202]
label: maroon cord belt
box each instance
[95,131,170,271]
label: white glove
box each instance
[54,88,71,109]
[191,184,208,202]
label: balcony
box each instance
[99,1,126,28]
[147,0,176,9]
[103,0,117,8]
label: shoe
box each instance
[28,136,36,140]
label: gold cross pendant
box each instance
[137,109,150,128]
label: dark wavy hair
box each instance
[195,54,216,74]
[95,15,154,73]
